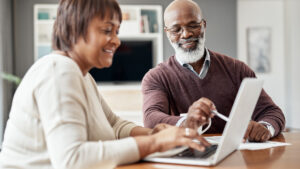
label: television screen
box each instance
[89,40,153,82]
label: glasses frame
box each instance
[164,19,206,36]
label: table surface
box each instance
[116,132,300,169]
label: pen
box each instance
[211,110,229,122]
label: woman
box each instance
[0,0,209,168]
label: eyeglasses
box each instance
[164,19,206,36]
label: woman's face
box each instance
[72,14,121,72]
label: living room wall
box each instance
[13,0,237,77]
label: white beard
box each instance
[170,32,206,64]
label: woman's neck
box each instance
[53,50,91,76]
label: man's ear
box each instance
[163,26,167,33]
[203,19,207,29]
[164,27,171,38]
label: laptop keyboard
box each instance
[174,144,218,159]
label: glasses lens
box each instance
[167,22,203,36]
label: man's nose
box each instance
[181,27,193,39]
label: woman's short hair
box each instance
[52,0,122,51]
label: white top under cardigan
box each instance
[0,54,140,169]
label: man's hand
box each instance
[181,97,215,129]
[244,120,271,142]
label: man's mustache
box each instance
[178,38,199,45]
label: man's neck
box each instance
[189,57,205,74]
[189,49,206,74]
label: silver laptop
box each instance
[144,78,264,166]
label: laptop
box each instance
[144,78,264,166]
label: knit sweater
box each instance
[0,54,139,169]
[142,50,285,136]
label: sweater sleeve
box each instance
[237,61,286,136]
[142,70,181,128]
[35,67,139,169]
[100,95,138,139]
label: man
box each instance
[142,0,285,142]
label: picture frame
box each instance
[247,27,272,73]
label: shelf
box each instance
[37,43,51,46]
[97,82,141,90]
[118,33,161,39]
[35,20,55,24]
[33,4,163,64]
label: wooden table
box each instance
[116,132,300,169]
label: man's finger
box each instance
[200,97,214,108]
[249,126,259,141]
[199,106,212,118]
[260,131,267,142]
[262,131,271,142]
[255,128,265,141]
[195,100,214,116]
[244,122,253,140]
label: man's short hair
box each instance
[52,0,122,51]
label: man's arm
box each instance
[252,89,285,137]
[142,70,215,130]
[238,61,285,139]
[142,71,181,128]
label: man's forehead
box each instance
[164,9,202,27]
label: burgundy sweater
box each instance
[142,50,285,136]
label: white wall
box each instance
[238,0,300,129]
[285,0,300,129]
[237,0,286,113]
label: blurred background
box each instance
[1,0,299,146]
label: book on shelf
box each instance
[141,9,158,33]
[141,15,150,33]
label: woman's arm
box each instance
[130,126,152,136]
[36,69,140,168]
[130,123,171,136]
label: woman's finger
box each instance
[186,139,206,152]
[181,128,211,147]
[177,137,205,152]
[195,135,211,147]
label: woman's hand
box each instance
[152,126,210,152]
[134,126,210,159]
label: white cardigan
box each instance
[0,54,139,169]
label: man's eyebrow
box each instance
[168,21,200,28]
[168,23,180,28]
[188,21,200,24]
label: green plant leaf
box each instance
[1,72,21,85]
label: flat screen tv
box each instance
[89,40,153,83]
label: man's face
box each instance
[164,8,206,63]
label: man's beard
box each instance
[170,32,206,64]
